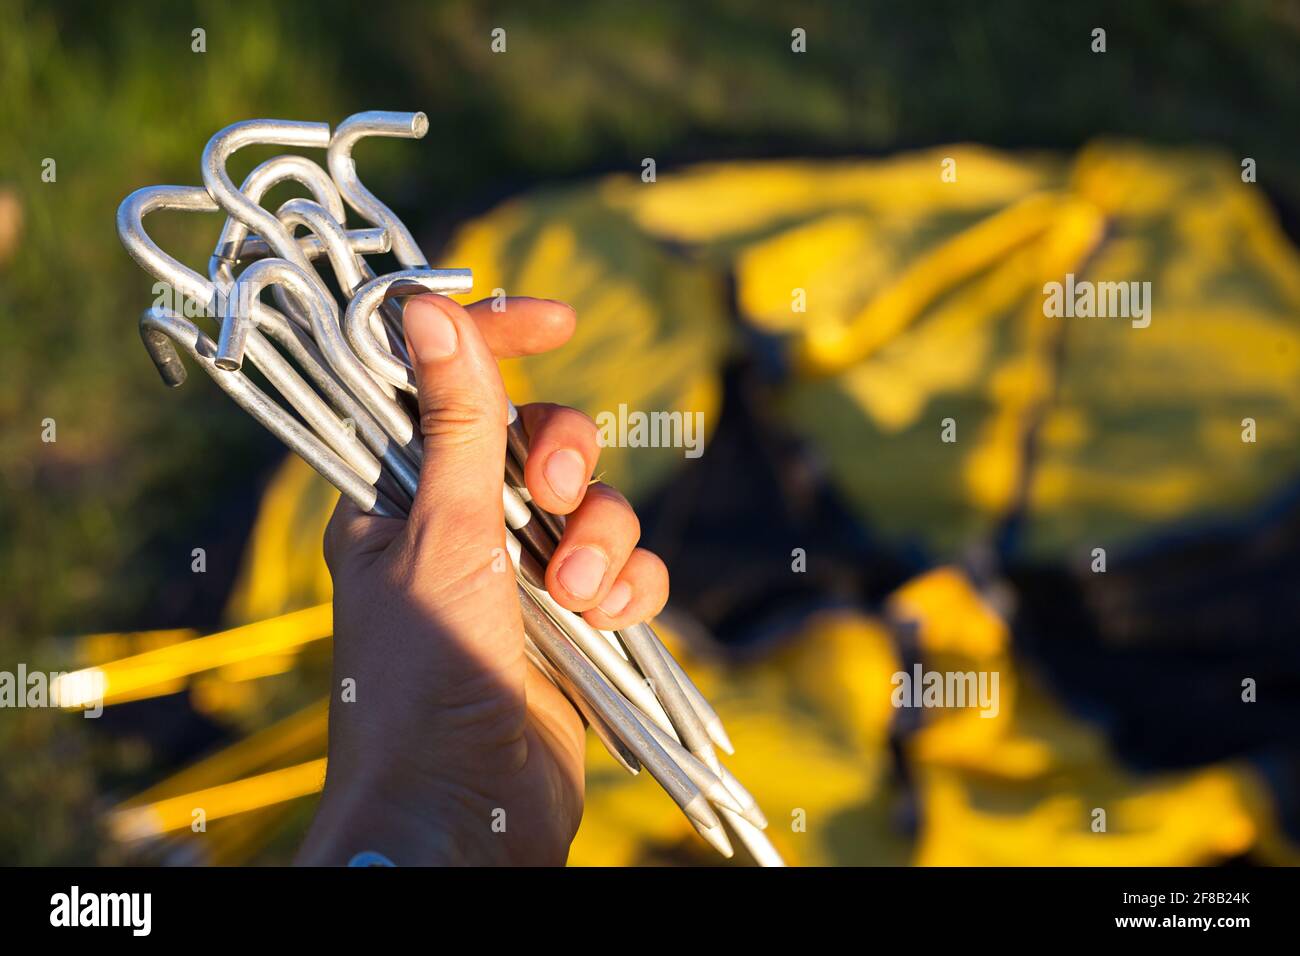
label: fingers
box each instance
[543,483,639,611]
[394,292,667,629]
[518,403,600,515]
[580,548,670,630]
[402,295,508,545]
[463,297,576,359]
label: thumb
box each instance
[402,294,507,545]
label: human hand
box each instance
[297,294,670,866]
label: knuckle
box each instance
[591,485,640,540]
[322,530,339,574]
[323,514,363,577]
[521,401,561,428]
[560,405,598,433]
[588,481,630,508]
[322,508,347,570]
[639,560,669,611]
[625,508,642,543]
[571,410,599,447]
[419,388,489,441]
[531,403,598,444]
[649,589,669,617]
[653,564,670,608]
[637,553,670,613]
[641,549,668,581]
[575,491,639,546]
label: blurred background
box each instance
[3,0,1300,865]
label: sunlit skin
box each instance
[297,295,670,866]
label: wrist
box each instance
[297,764,509,866]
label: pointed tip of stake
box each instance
[719,772,767,829]
[742,803,769,830]
[707,717,736,755]
[616,750,642,776]
[684,793,723,832]
[694,817,735,858]
[707,782,745,816]
[699,744,723,777]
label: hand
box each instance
[297,294,671,866]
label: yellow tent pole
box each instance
[56,604,333,708]
[116,699,328,810]
[109,758,328,841]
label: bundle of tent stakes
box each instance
[116,112,780,865]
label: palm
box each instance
[332,503,588,865]
[497,668,587,864]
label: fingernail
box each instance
[544,449,587,502]
[405,299,458,360]
[598,581,633,616]
[557,547,608,600]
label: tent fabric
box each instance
[210,144,1300,865]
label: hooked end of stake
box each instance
[139,322,188,388]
